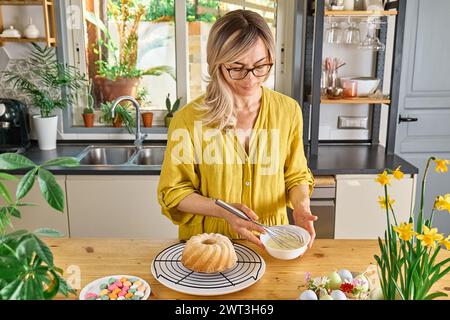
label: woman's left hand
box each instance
[292,201,318,249]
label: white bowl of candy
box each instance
[79,275,151,300]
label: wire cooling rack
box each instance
[151,242,266,296]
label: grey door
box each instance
[395,0,450,233]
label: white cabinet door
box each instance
[66,175,178,239]
[335,174,417,239]
[1,175,70,235]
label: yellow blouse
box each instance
[157,86,315,240]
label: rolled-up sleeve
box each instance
[157,114,203,226]
[284,103,315,200]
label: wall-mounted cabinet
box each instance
[0,0,57,47]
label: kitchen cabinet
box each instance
[66,175,177,239]
[0,0,57,47]
[2,175,69,235]
[335,174,416,239]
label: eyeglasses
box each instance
[223,63,273,80]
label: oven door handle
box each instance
[310,200,335,207]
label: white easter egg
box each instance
[354,274,370,292]
[330,290,347,300]
[337,269,353,283]
[299,290,318,300]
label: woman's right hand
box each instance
[219,203,266,248]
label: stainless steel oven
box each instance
[287,179,336,239]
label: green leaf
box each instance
[0,279,25,300]
[16,167,38,200]
[43,270,60,300]
[7,207,21,218]
[16,202,36,207]
[0,256,22,281]
[15,238,36,263]
[0,173,17,181]
[42,157,80,168]
[0,182,13,203]
[0,153,36,170]
[424,291,448,300]
[37,169,65,213]
[54,271,75,296]
[33,228,64,238]
[30,235,54,266]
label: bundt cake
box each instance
[181,233,237,273]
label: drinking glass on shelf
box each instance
[325,22,342,44]
[343,21,361,45]
[358,19,385,51]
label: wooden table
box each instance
[47,238,450,300]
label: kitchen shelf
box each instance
[0,1,47,5]
[0,36,55,43]
[324,10,398,17]
[0,0,56,47]
[321,97,391,105]
[297,0,407,156]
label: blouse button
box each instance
[245,181,251,186]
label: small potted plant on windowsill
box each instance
[82,107,95,127]
[99,101,135,133]
[136,87,153,128]
[82,79,96,128]
[165,94,181,128]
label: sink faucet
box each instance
[111,96,148,149]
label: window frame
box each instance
[58,0,295,137]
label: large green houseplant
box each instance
[0,153,80,300]
[375,158,450,300]
[3,43,85,151]
[86,0,175,103]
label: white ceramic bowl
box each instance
[260,225,311,260]
[340,77,380,96]
[79,275,151,300]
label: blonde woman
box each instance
[158,9,316,248]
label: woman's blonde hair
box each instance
[198,9,275,131]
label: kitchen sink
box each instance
[77,146,137,165]
[129,147,165,166]
[76,145,166,167]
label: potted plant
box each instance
[99,101,135,133]
[374,158,450,300]
[0,153,80,299]
[165,93,181,128]
[3,43,85,150]
[85,0,175,103]
[82,79,96,128]
[82,107,95,127]
[136,87,153,128]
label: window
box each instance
[66,0,285,129]
[186,0,277,101]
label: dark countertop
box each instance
[2,141,418,176]
[307,144,418,175]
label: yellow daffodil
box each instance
[392,166,404,180]
[376,171,391,186]
[393,222,416,241]
[417,226,444,249]
[434,194,450,213]
[439,236,450,251]
[434,159,449,173]
[378,195,395,209]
